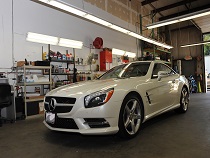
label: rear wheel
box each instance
[175,87,189,113]
[118,94,143,138]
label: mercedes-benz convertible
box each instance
[44,61,189,138]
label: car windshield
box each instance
[98,64,127,80]
[121,62,150,78]
[99,62,150,80]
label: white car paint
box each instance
[43,61,189,135]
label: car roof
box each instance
[115,60,168,68]
[129,60,167,64]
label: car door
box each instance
[145,63,178,115]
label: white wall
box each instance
[0,0,13,68]
[205,56,210,75]
[0,0,139,70]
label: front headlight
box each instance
[84,88,114,108]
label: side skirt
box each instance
[143,103,180,122]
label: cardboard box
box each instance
[17,61,25,67]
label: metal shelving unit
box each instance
[16,65,52,117]
[143,48,172,65]
[47,45,93,86]
[51,73,73,75]
[51,59,74,64]
[17,82,52,86]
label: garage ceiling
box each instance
[141,0,210,33]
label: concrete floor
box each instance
[0,93,210,158]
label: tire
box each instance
[175,87,189,113]
[189,84,192,93]
[118,94,143,139]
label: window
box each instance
[99,64,127,79]
[122,63,150,78]
[152,63,175,78]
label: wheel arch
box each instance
[123,91,145,120]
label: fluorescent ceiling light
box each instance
[26,32,58,45]
[27,32,83,49]
[109,25,131,34]
[84,14,113,26]
[141,37,172,49]
[59,38,83,49]
[181,40,210,48]
[128,32,143,39]
[37,0,173,49]
[147,20,179,29]
[147,8,210,29]
[112,48,136,58]
[49,0,86,17]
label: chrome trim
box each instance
[45,102,74,106]
[83,121,109,126]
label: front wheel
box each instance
[175,87,189,113]
[118,95,143,139]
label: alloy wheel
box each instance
[123,99,141,135]
[181,88,189,111]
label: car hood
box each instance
[46,79,122,98]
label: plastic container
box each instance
[42,52,48,60]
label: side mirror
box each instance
[157,71,169,81]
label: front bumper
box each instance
[43,100,122,135]
[43,120,118,135]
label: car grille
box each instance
[44,96,76,113]
[47,117,78,129]
[45,96,76,104]
[44,104,73,113]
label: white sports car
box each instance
[44,61,190,138]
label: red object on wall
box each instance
[93,37,103,49]
[121,56,129,63]
[100,49,112,71]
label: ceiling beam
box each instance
[190,19,201,30]
[149,3,164,17]
[141,0,158,6]
[183,3,201,31]
[159,4,210,21]
[152,0,197,14]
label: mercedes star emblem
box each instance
[48,98,56,112]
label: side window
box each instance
[162,64,176,75]
[152,64,161,78]
[152,63,175,78]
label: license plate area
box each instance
[46,112,56,124]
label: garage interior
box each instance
[0,0,210,157]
